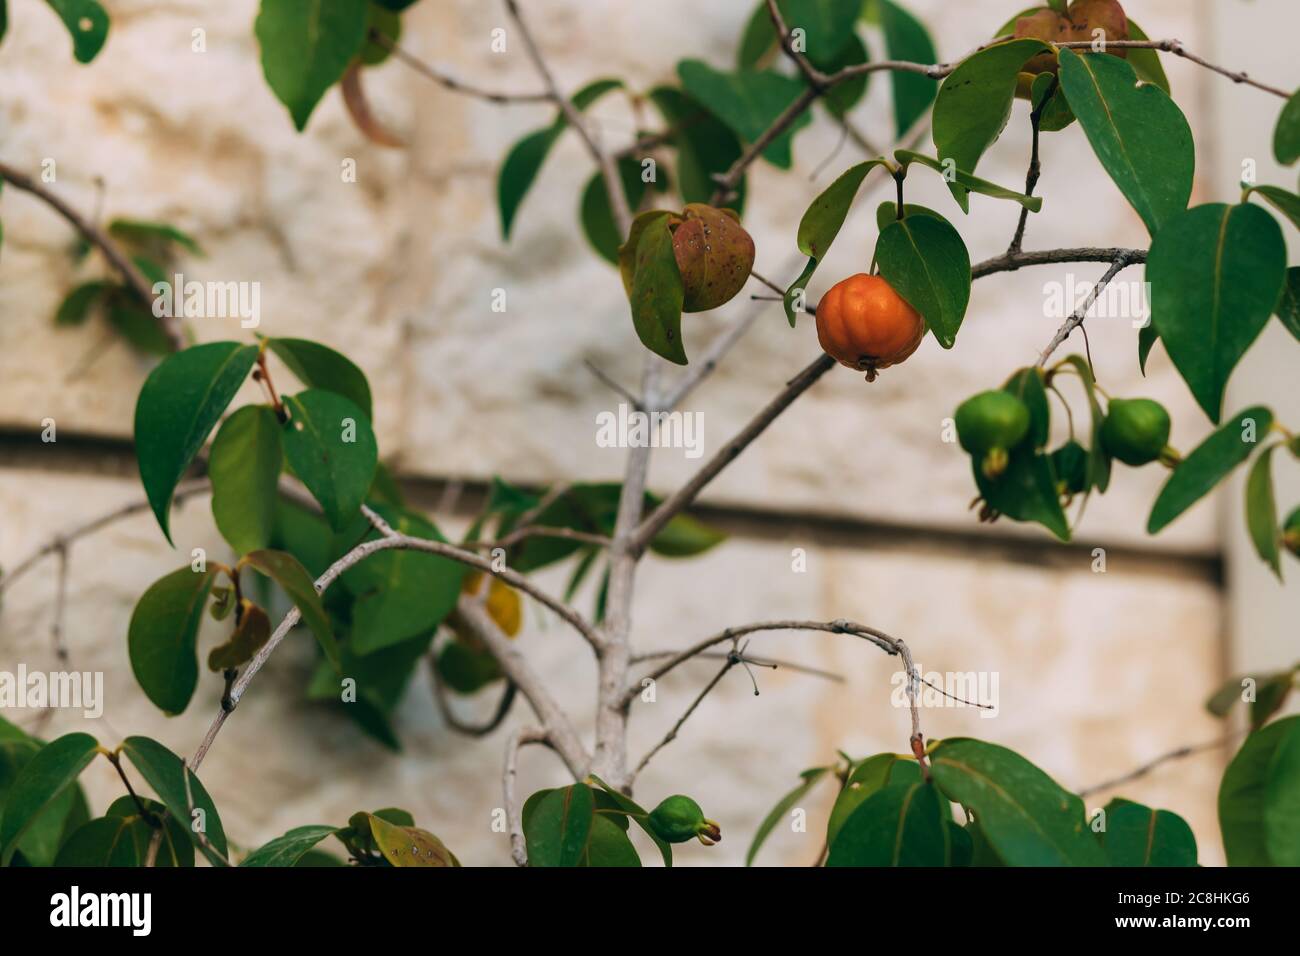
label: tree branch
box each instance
[371,31,551,104]
[0,160,183,351]
[1007,76,1054,256]
[1036,251,1139,367]
[634,655,739,775]
[504,725,551,866]
[429,660,518,737]
[1076,731,1244,800]
[972,246,1146,280]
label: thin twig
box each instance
[504,726,550,866]
[972,246,1146,280]
[634,656,739,775]
[182,758,231,866]
[371,31,551,104]
[1053,39,1290,98]
[0,160,183,350]
[1076,731,1245,799]
[474,525,611,551]
[584,358,643,410]
[1007,76,1054,256]
[429,660,519,737]
[1036,252,1139,367]
[633,649,844,683]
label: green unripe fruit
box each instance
[1051,440,1089,495]
[1101,398,1171,466]
[648,795,722,845]
[955,391,1031,456]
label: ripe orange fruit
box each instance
[815,273,925,376]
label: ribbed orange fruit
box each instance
[815,273,925,374]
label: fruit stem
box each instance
[1158,445,1182,469]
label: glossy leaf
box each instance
[498,78,624,237]
[240,825,338,867]
[648,87,747,214]
[1275,89,1300,165]
[0,732,98,865]
[783,158,890,325]
[255,0,369,130]
[676,60,813,169]
[525,783,596,867]
[281,388,378,531]
[747,766,829,866]
[819,32,869,118]
[626,212,687,364]
[1125,18,1170,93]
[267,337,373,421]
[0,737,87,867]
[589,775,673,867]
[1219,716,1300,865]
[1276,267,1300,343]
[582,813,642,866]
[931,738,1104,865]
[45,0,109,63]
[1101,802,1197,866]
[1247,184,1300,232]
[827,779,953,866]
[1246,444,1282,577]
[209,405,282,555]
[648,512,726,557]
[895,150,1042,210]
[1058,49,1194,235]
[1056,355,1111,493]
[244,548,339,668]
[53,815,141,867]
[1148,407,1274,534]
[207,600,272,671]
[931,38,1051,209]
[135,342,259,543]
[827,755,918,847]
[1147,204,1286,421]
[1003,368,1050,448]
[128,566,217,715]
[341,505,464,655]
[120,736,228,866]
[975,446,1071,540]
[875,211,971,348]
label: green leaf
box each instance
[581,813,641,866]
[1148,406,1274,534]
[128,565,217,715]
[818,32,870,119]
[435,639,503,694]
[1056,355,1111,493]
[1246,444,1282,578]
[135,342,259,543]
[53,815,142,867]
[580,158,650,265]
[1206,671,1295,728]
[524,784,596,867]
[783,158,890,325]
[1247,184,1300,232]
[1030,70,1075,133]
[108,218,203,256]
[497,78,624,237]
[626,212,687,364]
[1101,802,1197,866]
[1124,18,1170,93]
[931,38,1051,209]
[931,737,1105,866]
[895,150,1042,210]
[827,754,918,847]
[747,766,829,866]
[120,736,228,866]
[875,211,971,348]
[1275,88,1300,165]
[648,87,747,214]
[875,201,944,229]
[44,0,109,63]
[648,512,726,557]
[342,505,464,654]
[676,60,813,169]
[1263,719,1300,865]
[0,738,89,867]
[207,599,272,671]
[1276,267,1300,343]
[281,388,378,531]
[54,280,111,326]
[209,405,282,555]
[244,549,339,668]
[1148,203,1286,422]
[0,733,98,865]
[734,0,859,71]
[589,775,673,866]
[827,778,953,866]
[267,337,373,421]
[975,446,1070,540]
[1057,49,1194,235]
[1219,716,1300,865]
[878,0,938,136]
[108,301,174,356]
[1138,321,1158,374]
[239,825,338,866]
[255,0,369,130]
[1003,367,1050,448]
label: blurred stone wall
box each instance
[2,0,1290,866]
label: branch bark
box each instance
[504,726,550,866]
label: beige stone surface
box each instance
[0,0,1224,550]
[0,469,1225,866]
